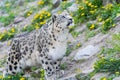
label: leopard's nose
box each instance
[69,19,73,23]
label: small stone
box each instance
[67,3,78,12]
[14,16,25,24]
[74,45,100,60]
[113,77,120,80]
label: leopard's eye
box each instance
[62,16,65,18]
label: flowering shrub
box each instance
[74,0,102,23]
[94,33,120,76]
[24,10,33,18]
[73,0,119,32]
[101,18,115,33]
[32,10,51,27]
[87,23,98,30]
[0,74,27,80]
[0,27,17,41]
[94,58,120,73]
[100,4,120,33]
[60,1,73,11]
[37,0,52,8]
[22,10,51,32]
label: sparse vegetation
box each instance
[0,27,17,41]
[93,33,120,79]
[0,0,120,80]
[73,0,119,33]
[60,62,67,70]
[0,12,15,26]
[85,30,96,41]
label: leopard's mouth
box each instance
[67,22,72,26]
[67,19,74,27]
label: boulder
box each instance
[74,45,100,61]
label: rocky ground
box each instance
[0,0,120,80]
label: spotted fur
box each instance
[3,11,73,80]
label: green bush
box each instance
[73,0,119,32]
[0,13,15,26]
[22,10,51,32]
[0,27,17,41]
[94,33,120,74]
[74,0,102,24]
[87,22,98,30]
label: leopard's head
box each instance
[52,11,73,33]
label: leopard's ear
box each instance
[52,14,57,22]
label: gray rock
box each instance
[91,73,109,80]
[14,16,25,24]
[114,15,120,22]
[67,3,78,12]
[52,0,59,4]
[113,77,120,80]
[74,45,100,60]
[59,74,77,80]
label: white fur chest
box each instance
[48,42,67,61]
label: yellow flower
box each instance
[79,6,84,10]
[92,64,95,68]
[98,18,102,22]
[94,6,97,8]
[106,18,110,21]
[90,5,94,8]
[90,24,95,30]
[110,58,114,62]
[105,3,113,9]
[75,68,81,73]
[47,13,51,17]
[68,26,74,29]
[11,28,15,33]
[112,24,116,27]
[5,3,10,7]
[43,20,46,24]
[29,10,32,14]
[3,30,7,33]
[34,14,39,19]
[57,11,62,14]
[41,10,45,14]
[23,25,27,29]
[7,40,11,46]
[36,23,39,26]
[27,13,31,16]
[76,0,79,4]
[101,57,105,60]
[77,43,81,47]
[40,16,42,19]
[38,1,44,5]
[35,26,39,30]
[40,21,46,25]
[0,34,4,40]
[0,75,3,79]
[81,13,85,16]
[8,76,11,78]
[89,10,95,14]
[40,22,43,25]
[85,1,89,4]
[8,32,12,36]
[102,21,105,24]
[81,7,84,10]
[102,77,107,80]
[0,36,2,40]
[70,13,73,16]
[20,77,25,80]
[117,13,120,17]
[88,3,92,6]
[115,72,119,75]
